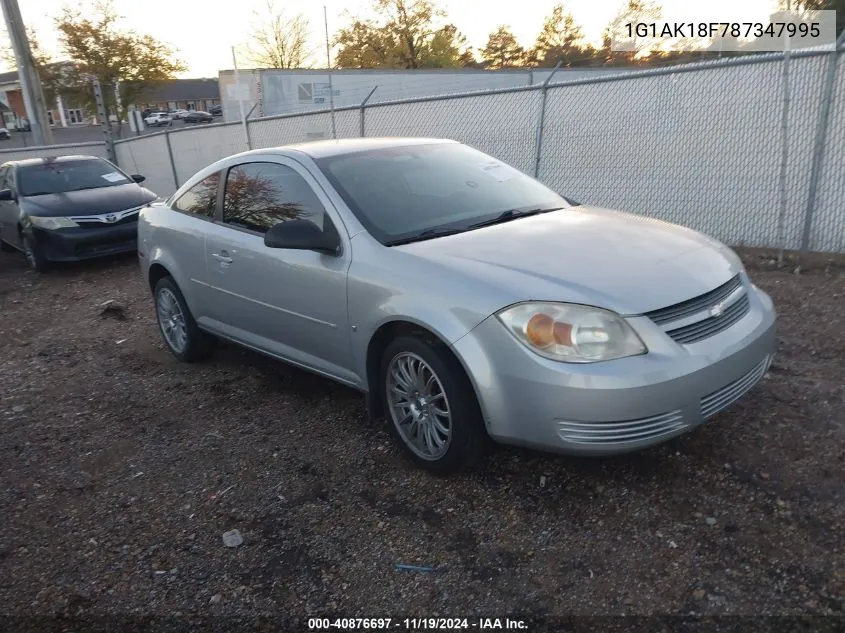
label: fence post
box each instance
[359,86,379,138]
[775,42,792,266]
[164,131,179,191]
[799,30,845,253]
[92,78,117,165]
[533,61,562,179]
[245,102,257,150]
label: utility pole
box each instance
[92,79,116,164]
[0,0,53,145]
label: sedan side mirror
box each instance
[0,188,13,201]
[264,218,340,255]
[131,174,146,183]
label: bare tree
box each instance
[243,0,312,69]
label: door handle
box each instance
[211,253,233,264]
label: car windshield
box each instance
[18,159,133,196]
[315,143,570,245]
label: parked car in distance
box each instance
[184,111,214,124]
[0,128,9,140]
[138,137,777,474]
[0,155,157,272]
[144,112,172,127]
[210,104,222,116]
[171,109,190,120]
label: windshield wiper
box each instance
[67,185,112,192]
[384,227,467,246]
[466,206,565,230]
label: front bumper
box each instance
[452,283,777,456]
[30,222,138,262]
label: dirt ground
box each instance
[0,247,843,632]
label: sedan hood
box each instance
[21,183,158,217]
[395,206,743,315]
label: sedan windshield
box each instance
[18,159,133,197]
[315,143,570,244]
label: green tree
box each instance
[528,4,593,67]
[778,0,844,38]
[55,0,186,121]
[334,20,399,68]
[600,0,664,66]
[334,0,471,69]
[0,27,65,103]
[242,0,312,69]
[481,25,525,68]
[421,24,472,67]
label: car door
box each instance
[201,157,356,386]
[158,170,222,320]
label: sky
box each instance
[3,0,780,78]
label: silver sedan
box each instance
[137,138,777,474]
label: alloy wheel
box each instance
[385,351,453,461]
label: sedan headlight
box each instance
[496,302,647,363]
[29,216,79,229]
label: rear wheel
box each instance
[154,276,214,362]
[381,336,488,475]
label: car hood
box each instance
[21,183,158,217]
[394,206,744,315]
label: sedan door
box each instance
[152,171,222,320]
[201,158,356,386]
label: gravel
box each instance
[0,248,843,629]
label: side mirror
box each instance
[0,188,13,201]
[264,218,340,255]
[131,174,146,183]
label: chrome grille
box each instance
[701,355,771,419]
[557,410,686,445]
[71,206,142,228]
[665,293,750,345]
[645,275,743,326]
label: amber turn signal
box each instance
[525,313,573,348]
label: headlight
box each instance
[29,216,78,229]
[496,302,647,363]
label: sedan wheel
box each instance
[381,336,488,474]
[22,235,49,272]
[386,351,453,461]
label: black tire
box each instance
[153,276,215,362]
[380,335,488,475]
[21,233,49,272]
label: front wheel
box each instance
[22,234,49,272]
[380,336,488,475]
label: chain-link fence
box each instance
[112,36,845,253]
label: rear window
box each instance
[17,159,134,197]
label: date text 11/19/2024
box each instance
[308,618,529,630]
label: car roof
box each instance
[1,155,105,168]
[252,137,459,160]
